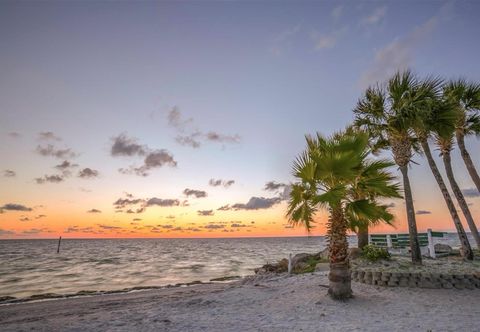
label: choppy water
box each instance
[0,234,470,300]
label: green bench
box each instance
[369,229,447,258]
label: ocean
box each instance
[0,234,470,300]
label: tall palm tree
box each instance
[353,70,431,264]
[444,80,480,193]
[413,86,474,259]
[287,131,401,300]
[435,126,480,249]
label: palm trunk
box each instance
[357,225,369,250]
[443,151,480,249]
[456,132,480,193]
[327,206,352,300]
[421,140,473,260]
[399,165,422,264]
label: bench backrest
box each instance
[370,234,388,248]
[369,231,446,248]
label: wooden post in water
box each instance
[57,236,62,253]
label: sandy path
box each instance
[1,272,479,331]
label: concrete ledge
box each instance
[351,268,480,289]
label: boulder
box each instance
[434,243,453,254]
[291,253,312,267]
[254,258,288,275]
[289,253,316,273]
[292,262,311,273]
[314,262,330,272]
[348,248,362,260]
[314,248,329,261]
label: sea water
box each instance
[0,234,470,299]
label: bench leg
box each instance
[428,229,436,259]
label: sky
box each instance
[1,1,480,239]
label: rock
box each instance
[293,262,311,273]
[290,253,318,273]
[434,243,453,254]
[315,263,330,272]
[291,253,313,267]
[254,258,289,274]
[348,248,362,260]
[314,248,329,261]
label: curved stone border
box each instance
[351,269,480,289]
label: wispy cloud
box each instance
[113,195,145,210]
[167,106,193,132]
[167,107,241,148]
[87,209,102,213]
[331,5,344,21]
[217,204,230,211]
[3,170,16,177]
[203,223,225,230]
[221,197,282,211]
[98,224,122,230]
[264,181,292,200]
[197,209,214,216]
[462,188,480,198]
[205,132,241,144]
[209,179,235,188]
[54,160,78,171]
[183,188,208,198]
[416,210,432,215]
[360,6,387,26]
[0,229,15,236]
[78,168,99,179]
[0,203,33,212]
[175,133,202,148]
[264,181,287,191]
[111,134,147,157]
[38,131,61,141]
[22,228,54,234]
[7,132,21,138]
[112,133,177,176]
[145,198,180,207]
[270,24,301,55]
[359,4,452,88]
[65,226,101,234]
[312,26,348,50]
[36,144,77,159]
[35,174,64,184]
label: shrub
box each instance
[361,244,390,262]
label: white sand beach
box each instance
[1,271,479,332]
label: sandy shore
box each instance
[1,271,479,331]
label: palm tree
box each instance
[332,127,397,250]
[354,70,431,264]
[347,161,398,250]
[435,125,480,249]
[287,131,401,300]
[413,85,474,259]
[444,80,480,193]
[341,127,397,250]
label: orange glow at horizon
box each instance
[1,200,475,239]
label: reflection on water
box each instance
[0,234,467,299]
[0,237,327,299]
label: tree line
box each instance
[287,70,480,299]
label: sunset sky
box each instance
[1,1,480,239]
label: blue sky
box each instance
[1,1,480,237]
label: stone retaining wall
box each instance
[351,269,480,289]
